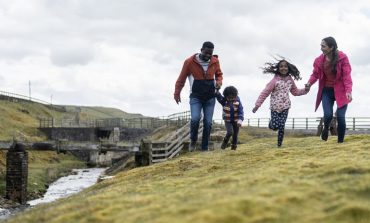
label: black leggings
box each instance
[270,109,289,147]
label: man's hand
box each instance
[174,94,181,104]
[252,106,258,113]
[215,83,222,90]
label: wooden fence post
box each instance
[135,139,152,166]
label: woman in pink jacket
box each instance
[253,58,308,147]
[305,37,353,143]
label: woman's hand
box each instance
[346,92,353,102]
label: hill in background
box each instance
[0,100,144,141]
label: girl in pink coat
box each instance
[305,37,353,143]
[252,58,308,147]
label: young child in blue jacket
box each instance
[216,86,244,150]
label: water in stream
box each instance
[0,168,106,220]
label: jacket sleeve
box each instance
[215,61,223,86]
[174,60,190,97]
[255,77,276,108]
[237,97,244,121]
[341,54,353,93]
[290,77,308,96]
[215,91,226,105]
[308,57,320,86]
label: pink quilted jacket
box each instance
[255,75,307,112]
[307,51,352,111]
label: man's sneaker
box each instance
[221,139,228,149]
[321,127,329,141]
[189,141,197,152]
[231,144,237,150]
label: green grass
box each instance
[6,134,370,223]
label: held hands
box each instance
[252,106,258,113]
[305,83,311,92]
[174,94,181,104]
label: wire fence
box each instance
[0,90,66,112]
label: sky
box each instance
[0,0,369,120]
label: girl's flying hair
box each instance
[261,55,302,81]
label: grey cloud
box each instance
[351,47,370,66]
[50,46,94,66]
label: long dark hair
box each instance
[261,56,302,81]
[323,36,339,74]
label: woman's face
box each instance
[321,40,333,55]
[278,61,289,76]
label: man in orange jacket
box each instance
[174,41,223,151]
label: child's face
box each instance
[278,61,289,76]
[226,96,236,101]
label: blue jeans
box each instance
[322,87,348,142]
[189,97,215,150]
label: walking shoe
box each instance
[231,144,237,150]
[221,139,228,149]
[269,121,278,131]
[189,141,197,152]
[321,127,329,141]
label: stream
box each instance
[0,168,106,220]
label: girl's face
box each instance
[321,40,333,55]
[278,61,289,76]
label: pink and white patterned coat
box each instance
[255,75,307,112]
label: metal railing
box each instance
[215,117,370,131]
[39,111,192,129]
[39,110,370,131]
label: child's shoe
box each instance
[221,139,228,149]
[231,144,237,150]
[269,121,278,131]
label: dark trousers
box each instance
[224,121,239,146]
[270,109,289,147]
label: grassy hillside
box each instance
[7,134,370,223]
[0,100,65,141]
[63,105,144,119]
[0,100,144,141]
